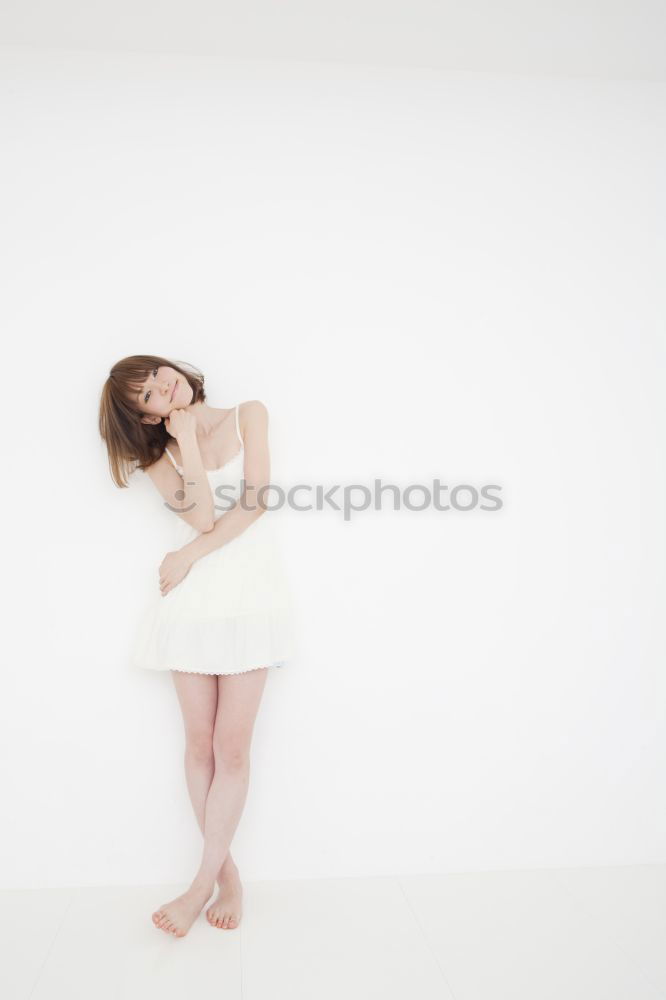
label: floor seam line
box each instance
[27,890,75,1000]
[397,877,459,1000]
[553,869,666,1000]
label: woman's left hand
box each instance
[158,549,194,596]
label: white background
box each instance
[1,35,664,888]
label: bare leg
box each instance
[152,666,269,937]
[151,671,234,936]
[170,671,239,888]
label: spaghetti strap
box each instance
[164,446,182,473]
[234,404,243,447]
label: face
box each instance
[133,365,192,424]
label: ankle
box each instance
[190,877,215,898]
[221,857,239,877]
[217,864,240,887]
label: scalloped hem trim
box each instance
[140,660,287,676]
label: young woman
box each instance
[98,355,294,938]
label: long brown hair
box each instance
[99,355,206,488]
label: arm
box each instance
[145,412,215,534]
[146,436,214,531]
[183,400,271,563]
[177,428,216,531]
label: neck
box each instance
[185,401,226,437]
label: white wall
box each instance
[1,47,664,889]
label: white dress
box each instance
[130,404,294,675]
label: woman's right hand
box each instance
[164,408,197,440]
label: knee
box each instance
[212,736,250,772]
[185,732,215,765]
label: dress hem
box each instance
[136,659,287,676]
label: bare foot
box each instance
[152,883,214,938]
[206,865,243,930]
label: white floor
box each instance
[4,865,666,1000]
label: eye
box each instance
[144,367,158,403]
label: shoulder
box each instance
[144,451,172,482]
[238,399,269,430]
[239,399,268,417]
[144,444,178,482]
